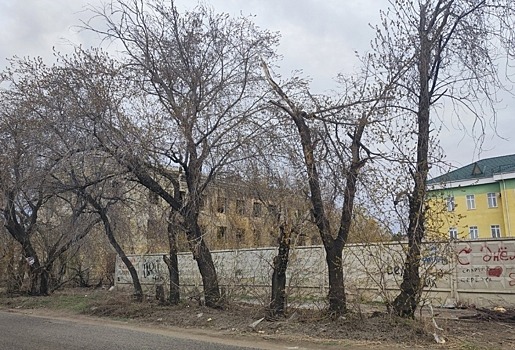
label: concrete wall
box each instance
[115,239,515,307]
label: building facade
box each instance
[141,172,389,253]
[428,154,515,240]
[140,173,320,253]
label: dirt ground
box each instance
[1,288,515,350]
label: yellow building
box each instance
[142,173,389,253]
[428,154,515,240]
[140,173,320,252]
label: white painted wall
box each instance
[115,239,515,307]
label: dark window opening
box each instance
[236,199,246,215]
[236,229,245,244]
[217,226,227,239]
[268,204,279,219]
[217,197,227,213]
[253,202,262,217]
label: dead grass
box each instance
[1,288,514,349]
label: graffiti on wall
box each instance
[456,241,515,288]
[142,257,165,282]
[116,256,166,284]
[115,239,515,305]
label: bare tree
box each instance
[261,60,392,315]
[80,0,278,307]
[44,56,149,301]
[79,185,144,302]
[371,0,515,317]
[0,58,100,295]
[53,145,147,301]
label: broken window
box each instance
[217,197,227,213]
[236,199,246,215]
[252,202,262,217]
[217,226,227,239]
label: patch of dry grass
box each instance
[1,288,514,349]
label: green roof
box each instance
[428,154,515,184]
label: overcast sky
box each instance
[1,0,514,174]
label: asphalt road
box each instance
[0,311,285,350]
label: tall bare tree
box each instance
[81,0,278,306]
[0,58,99,295]
[371,0,515,317]
[261,60,393,315]
[33,51,152,301]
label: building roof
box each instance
[428,154,515,184]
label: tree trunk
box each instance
[84,193,143,302]
[4,190,49,296]
[119,253,143,302]
[392,233,423,317]
[292,112,356,316]
[155,284,165,305]
[290,113,347,315]
[269,224,291,318]
[28,264,49,296]
[326,247,346,315]
[21,241,49,296]
[163,254,179,305]
[193,238,221,307]
[393,5,431,317]
[392,167,427,317]
[6,244,24,295]
[164,211,180,305]
[184,201,221,307]
[8,241,48,296]
[24,251,48,296]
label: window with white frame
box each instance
[449,227,458,240]
[491,225,501,238]
[466,194,476,210]
[446,196,455,212]
[469,226,478,240]
[487,193,498,208]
